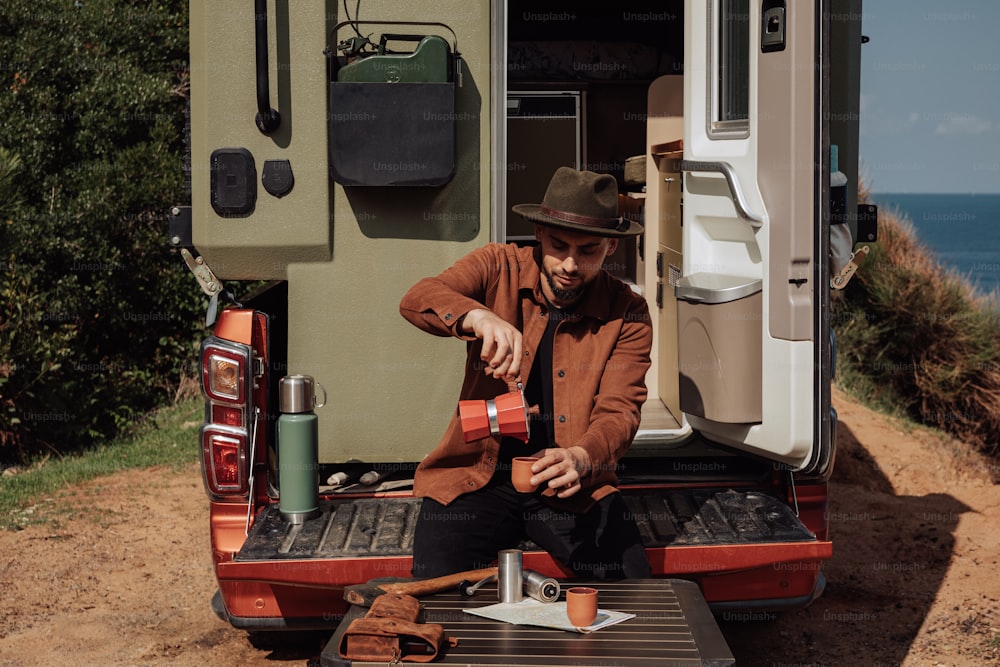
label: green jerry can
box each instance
[328,30,459,187]
[336,34,453,83]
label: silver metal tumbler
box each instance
[497,549,523,603]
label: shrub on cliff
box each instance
[832,204,1000,466]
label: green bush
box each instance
[0,1,204,462]
[832,206,1000,465]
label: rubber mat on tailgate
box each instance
[236,488,813,561]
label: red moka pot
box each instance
[458,385,530,443]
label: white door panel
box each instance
[679,0,827,472]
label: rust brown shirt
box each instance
[399,243,652,513]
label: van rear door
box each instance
[661,0,854,476]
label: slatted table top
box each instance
[322,578,735,667]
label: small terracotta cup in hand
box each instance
[510,456,539,493]
[565,586,599,627]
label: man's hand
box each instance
[529,446,593,499]
[460,308,523,380]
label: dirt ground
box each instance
[2,387,999,667]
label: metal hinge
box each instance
[181,248,241,327]
[168,205,192,248]
[181,248,221,297]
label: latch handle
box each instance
[831,245,870,290]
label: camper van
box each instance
[174,0,873,640]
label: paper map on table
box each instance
[463,598,635,634]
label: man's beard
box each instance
[545,270,590,306]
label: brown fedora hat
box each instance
[512,167,643,238]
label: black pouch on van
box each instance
[328,22,460,187]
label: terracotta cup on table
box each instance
[565,586,599,627]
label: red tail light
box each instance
[200,337,252,499]
[203,426,248,494]
[211,404,244,427]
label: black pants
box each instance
[411,476,651,580]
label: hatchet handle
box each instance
[344,566,501,606]
[378,567,498,598]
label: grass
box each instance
[0,395,202,530]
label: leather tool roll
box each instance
[338,593,457,663]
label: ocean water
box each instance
[868,193,1000,300]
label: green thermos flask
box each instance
[277,374,325,523]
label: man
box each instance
[399,167,652,580]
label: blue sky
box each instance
[859,0,1000,193]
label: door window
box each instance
[711,0,750,137]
